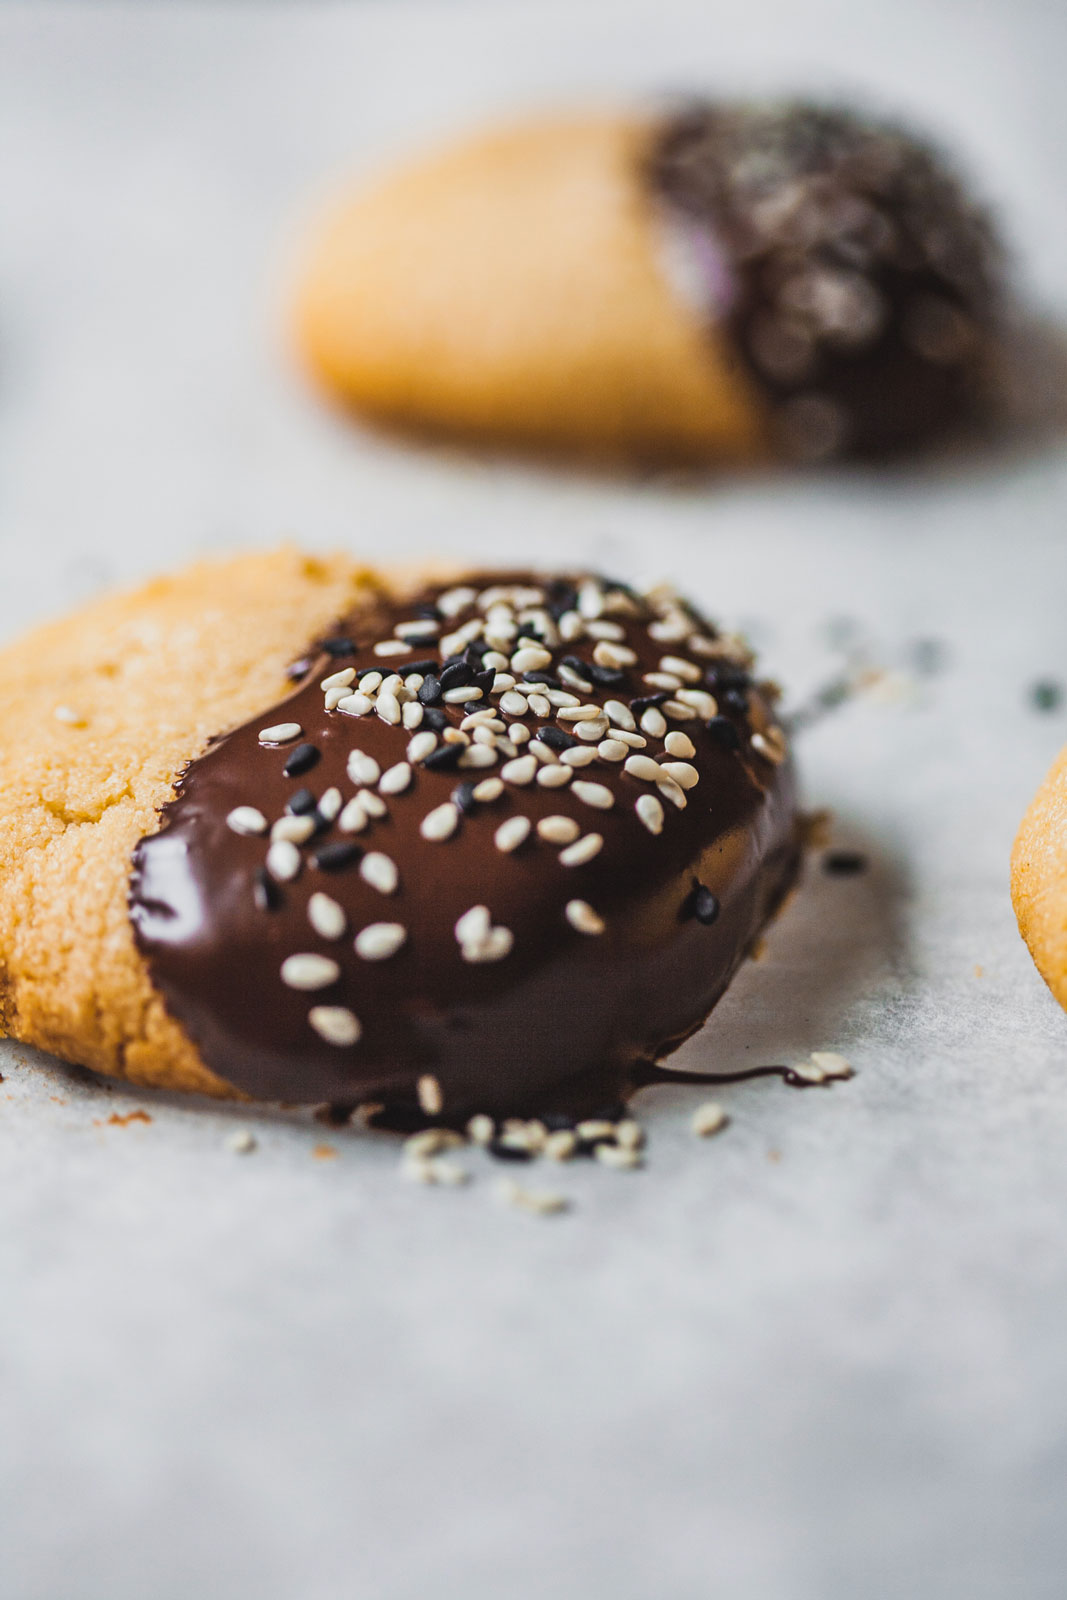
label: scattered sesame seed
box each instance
[809,1051,854,1080]
[566,899,605,935]
[312,841,363,872]
[460,925,514,963]
[657,777,687,810]
[495,815,532,853]
[281,953,340,990]
[437,585,476,617]
[405,1128,465,1159]
[355,922,408,961]
[253,868,281,912]
[536,764,573,788]
[467,1113,495,1145]
[336,692,374,716]
[624,754,661,783]
[406,731,437,764]
[615,1120,644,1150]
[574,719,609,742]
[225,1128,257,1154]
[593,641,637,669]
[496,1178,569,1215]
[421,802,460,841]
[571,780,614,811]
[688,885,720,924]
[538,815,580,844]
[258,722,302,745]
[664,731,696,758]
[595,1144,643,1170]
[283,743,320,778]
[501,755,537,786]
[471,777,505,803]
[309,1005,362,1046]
[640,707,667,738]
[659,655,702,683]
[597,738,628,762]
[544,1129,578,1161]
[378,761,412,795]
[691,1102,728,1137]
[418,1074,444,1116]
[359,791,387,818]
[226,806,268,836]
[271,815,317,845]
[265,840,302,882]
[644,672,682,692]
[659,760,699,790]
[308,892,346,940]
[376,691,402,725]
[318,787,343,822]
[360,852,399,895]
[559,832,603,867]
[603,699,635,730]
[347,750,380,786]
[374,639,412,658]
[511,646,552,672]
[751,728,787,763]
[635,794,664,835]
[457,745,497,769]
[402,701,424,730]
[338,798,368,833]
[320,667,356,691]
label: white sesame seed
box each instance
[496,1178,569,1215]
[378,761,412,796]
[577,579,604,619]
[616,1120,645,1150]
[347,750,381,787]
[640,707,667,737]
[545,689,580,708]
[751,728,788,764]
[559,833,603,867]
[457,745,498,769]
[225,1128,257,1154]
[558,611,584,642]
[649,616,689,642]
[635,794,665,835]
[320,667,356,691]
[360,851,399,895]
[308,892,346,940]
[460,926,514,963]
[308,1005,362,1047]
[442,685,478,705]
[266,840,301,882]
[258,722,301,745]
[663,699,698,721]
[511,646,552,672]
[664,731,696,758]
[355,922,408,961]
[574,719,608,742]
[593,640,637,669]
[544,1129,578,1161]
[498,691,528,717]
[281,953,340,991]
[483,652,509,671]
[374,639,411,658]
[529,740,559,766]
[527,693,552,717]
[405,1128,465,1159]
[566,899,605,935]
[608,728,647,748]
[577,1119,616,1141]
[336,692,374,717]
[375,692,401,725]
[495,815,531,853]
[437,585,476,617]
[659,655,702,683]
[595,1144,643,1169]
[357,671,383,693]
[790,1060,829,1084]
[417,1074,444,1116]
[644,672,682,692]
[597,739,628,762]
[407,731,438,764]
[471,777,504,803]
[395,619,439,640]
[538,815,580,844]
[691,1102,728,1137]
[226,806,268,836]
[537,764,573,788]
[454,905,490,945]
[556,703,601,722]
[501,755,537,786]
[657,777,688,810]
[425,1157,470,1186]
[467,1113,495,1145]
[809,1051,854,1080]
[676,689,718,717]
[318,787,342,822]
[584,618,625,640]
[571,780,614,810]
[402,701,424,730]
[508,724,530,744]
[421,802,460,841]
[560,745,596,768]
[660,760,699,789]
[338,798,368,833]
[270,815,316,845]
[360,791,387,818]
[624,754,661,783]
[323,687,349,711]
[558,662,593,690]
[603,699,635,730]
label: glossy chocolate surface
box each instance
[130,574,799,1116]
[647,103,1003,461]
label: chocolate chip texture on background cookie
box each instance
[0,553,800,1123]
[295,101,1003,467]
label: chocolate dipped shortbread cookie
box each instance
[1012,747,1067,1014]
[296,102,1003,466]
[0,555,799,1120]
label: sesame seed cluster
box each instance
[130,571,798,1118]
[648,102,1002,460]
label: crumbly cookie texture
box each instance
[0,549,381,1095]
[295,114,770,464]
[1012,746,1067,1011]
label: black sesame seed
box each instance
[418,675,443,706]
[413,601,441,621]
[630,692,670,714]
[705,663,751,691]
[462,700,485,716]
[537,726,579,751]
[421,707,448,732]
[539,1111,576,1132]
[488,1139,534,1163]
[561,654,593,680]
[686,885,720,925]
[286,657,312,682]
[253,867,282,912]
[440,661,474,692]
[720,687,750,715]
[322,636,356,657]
[423,743,464,773]
[451,782,478,814]
[283,742,320,778]
[823,850,868,877]
[368,1103,438,1134]
[545,582,579,621]
[404,658,439,677]
[1030,678,1064,713]
[591,1102,629,1123]
[522,670,561,688]
[588,661,627,687]
[472,668,496,696]
[286,787,318,816]
[706,715,742,749]
[463,641,486,668]
[312,841,364,873]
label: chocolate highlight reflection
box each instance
[130,574,800,1119]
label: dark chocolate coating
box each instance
[129,574,799,1117]
[647,102,1003,460]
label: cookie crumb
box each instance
[53,705,87,727]
[691,1102,728,1137]
[312,1142,337,1160]
[225,1128,256,1154]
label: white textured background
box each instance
[2,4,1067,1597]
